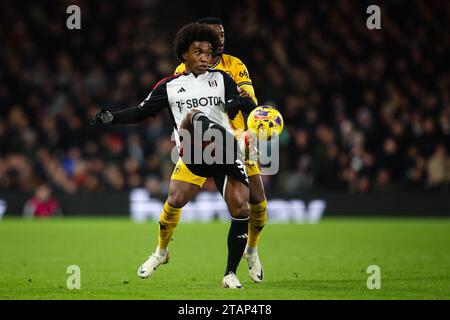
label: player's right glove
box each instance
[90,108,115,126]
[225,95,244,120]
[226,95,257,120]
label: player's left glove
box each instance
[90,108,115,126]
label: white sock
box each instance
[245,245,257,255]
[156,247,167,257]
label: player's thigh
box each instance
[171,158,207,187]
[223,175,249,218]
[248,174,266,204]
[168,158,206,208]
[167,179,201,208]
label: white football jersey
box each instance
[138,69,240,148]
[110,68,253,185]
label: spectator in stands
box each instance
[23,184,63,218]
[427,144,450,189]
[0,1,449,196]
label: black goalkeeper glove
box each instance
[90,108,115,126]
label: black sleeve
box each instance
[222,70,240,100]
[112,82,168,124]
[221,71,256,115]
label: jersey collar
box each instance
[185,70,210,79]
[209,56,221,69]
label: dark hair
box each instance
[197,17,223,25]
[173,23,219,62]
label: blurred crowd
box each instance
[1,0,449,197]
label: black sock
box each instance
[225,217,249,276]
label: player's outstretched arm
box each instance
[91,105,154,126]
[91,80,169,126]
[90,106,154,125]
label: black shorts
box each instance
[186,159,249,195]
[212,160,249,196]
[182,122,249,194]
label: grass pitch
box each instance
[0,217,449,300]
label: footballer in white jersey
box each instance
[138,69,241,151]
[92,22,256,288]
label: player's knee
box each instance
[230,201,249,219]
[166,192,189,209]
[185,110,197,123]
[186,110,205,124]
[250,193,266,205]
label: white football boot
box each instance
[221,272,243,289]
[243,252,264,283]
[137,251,169,278]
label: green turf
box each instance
[0,217,449,300]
